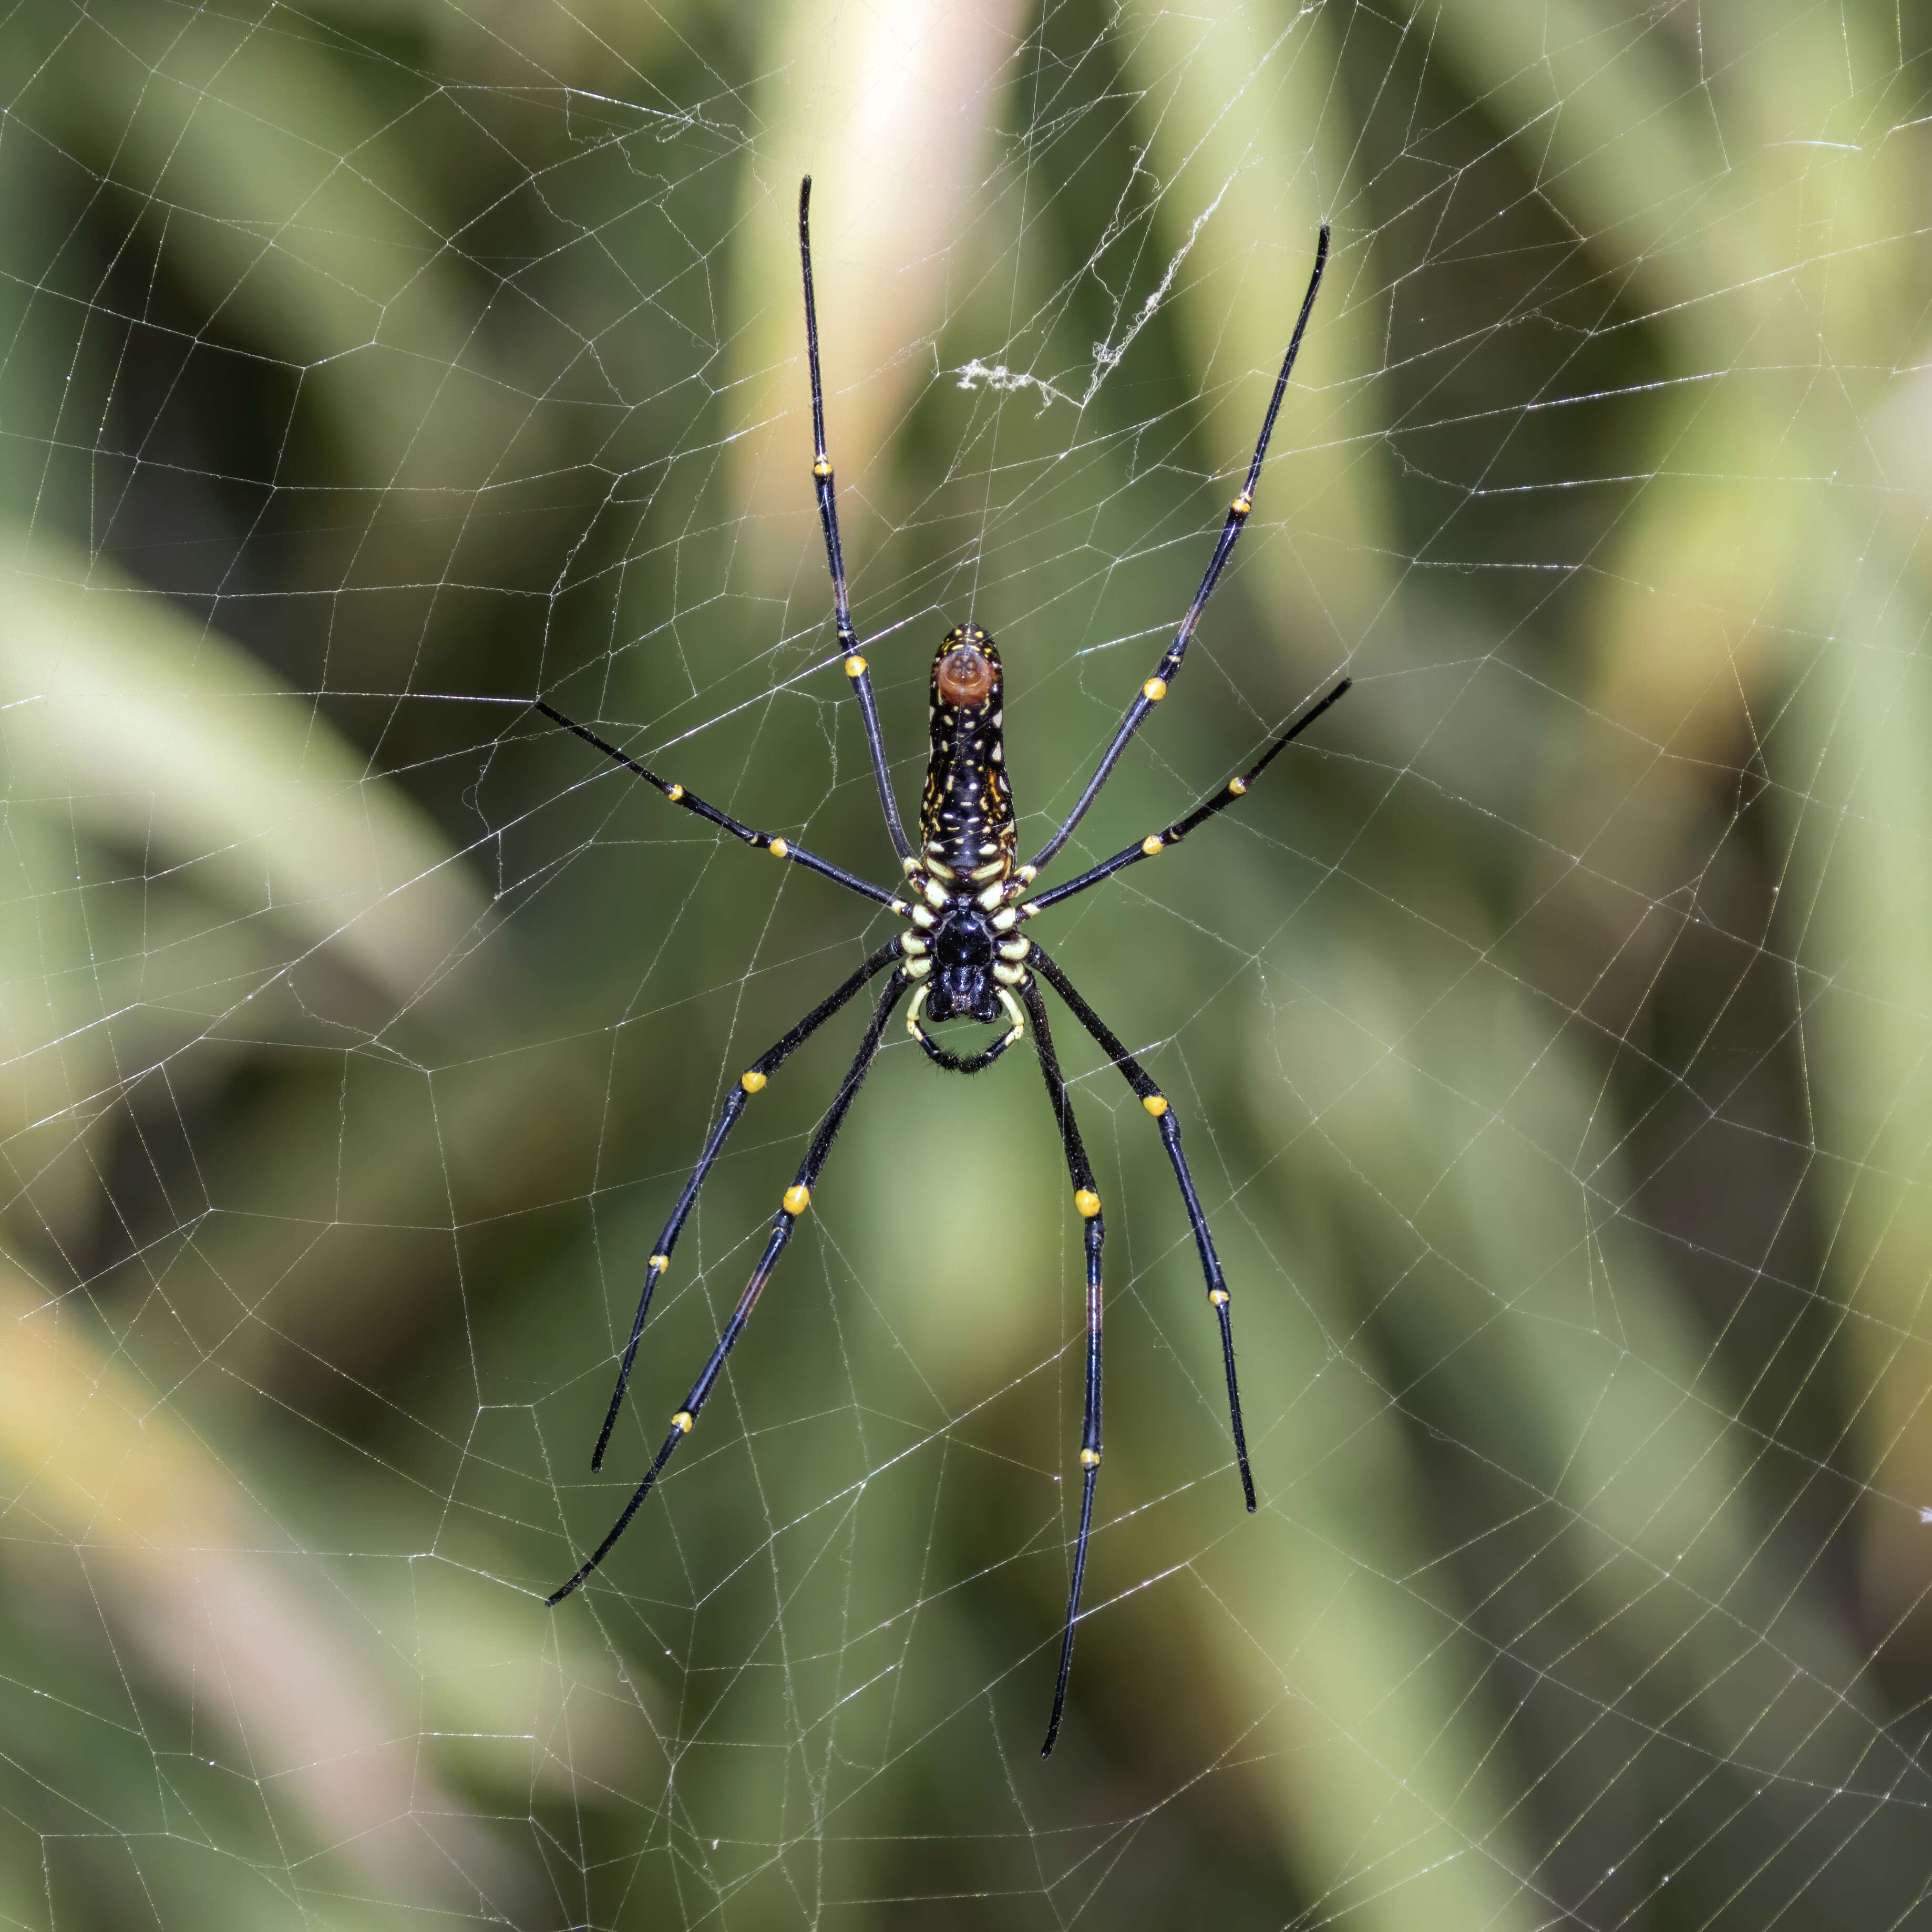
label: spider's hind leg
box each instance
[549,967,909,1605]
[590,934,905,1472]
[1020,977,1106,1759]
[1029,944,1256,1513]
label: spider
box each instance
[539,178,1348,1758]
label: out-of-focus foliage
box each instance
[3,1,1931,1926]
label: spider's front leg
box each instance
[1025,224,1330,878]
[1020,977,1106,1759]
[548,967,910,1606]
[798,176,914,863]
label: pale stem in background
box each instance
[729,0,1031,596]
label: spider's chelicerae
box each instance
[541,178,1348,1758]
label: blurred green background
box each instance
[5,1,1932,1926]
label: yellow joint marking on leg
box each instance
[845,654,867,678]
[650,1253,670,1271]
[1017,864,1038,883]
[1080,1446,1102,1467]
[1141,835,1164,856]
[1231,493,1252,517]
[1142,1094,1168,1117]
[741,1070,767,1093]
[1209,1288,1229,1307]
[1228,775,1247,795]
[813,458,831,480]
[672,1410,694,1433]
[768,837,789,857]
[667,783,684,801]
[1074,1188,1101,1219]
[784,1183,811,1215]
[1143,676,1167,702]
[899,931,928,953]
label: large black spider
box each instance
[540,178,1348,1758]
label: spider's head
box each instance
[925,900,1002,1025]
[932,625,1002,711]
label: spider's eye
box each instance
[937,644,995,706]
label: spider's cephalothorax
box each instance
[538,176,1344,1761]
[919,625,1015,887]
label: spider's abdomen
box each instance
[920,624,1015,886]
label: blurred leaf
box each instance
[1119,0,1393,661]
[1,526,488,1006]
[0,1250,532,1918]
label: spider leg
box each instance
[1024,227,1331,880]
[798,177,915,865]
[1028,945,1257,1514]
[1019,977,1105,1759]
[549,967,910,1606]
[537,702,906,914]
[590,934,906,1471]
[1024,678,1350,920]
